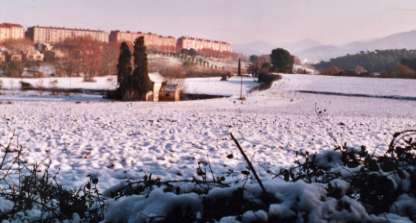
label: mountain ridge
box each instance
[234,29,416,63]
[299,29,416,62]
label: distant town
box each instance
[0,22,240,78]
[0,22,232,53]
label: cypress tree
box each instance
[117,42,132,85]
[112,42,133,100]
[133,37,152,99]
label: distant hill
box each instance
[282,39,322,54]
[235,30,416,63]
[233,41,276,56]
[348,30,416,52]
[299,45,342,63]
[298,30,416,62]
[314,49,416,77]
[234,39,321,57]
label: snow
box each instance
[277,74,416,98]
[149,54,182,67]
[266,181,326,221]
[1,73,416,222]
[0,197,14,213]
[148,72,165,84]
[241,210,268,222]
[183,76,258,96]
[390,194,416,218]
[0,75,117,90]
[103,179,414,222]
[329,179,350,196]
[0,90,105,102]
[105,189,202,223]
[293,64,318,74]
[0,74,415,191]
[0,74,259,97]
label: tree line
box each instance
[0,38,119,79]
[314,49,416,78]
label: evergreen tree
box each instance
[248,55,258,76]
[249,55,258,64]
[117,42,132,85]
[133,37,152,99]
[270,48,294,73]
[315,49,416,76]
[401,58,416,71]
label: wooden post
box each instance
[238,58,244,100]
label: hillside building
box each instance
[110,31,176,53]
[26,26,108,44]
[0,23,25,42]
[176,36,232,53]
[25,50,44,62]
[7,53,23,62]
[0,52,6,63]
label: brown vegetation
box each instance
[320,65,344,76]
[389,64,416,78]
[0,39,34,52]
[54,37,118,79]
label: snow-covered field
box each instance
[0,74,415,190]
[278,74,416,98]
[0,76,117,91]
[183,76,258,96]
[0,75,258,99]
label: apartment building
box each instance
[0,23,25,42]
[176,36,232,53]
[0,52,6,63]
[109,31,177,53]
[26,26,108,44]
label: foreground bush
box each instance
[0,137,104,222]
[0,130,415,222]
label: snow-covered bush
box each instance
[277,130,416,221]
[0,138,104,222]
[98,130,416,223]
[0,130,415,222]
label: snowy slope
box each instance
[277,74,416,98]
[1,74,415,190]
[183,76,258,96]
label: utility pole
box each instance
[238,58,244,100]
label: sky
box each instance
[1,0,416,46]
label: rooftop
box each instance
[178,36,230,45]
[29,25,106,33]
[0,23,23,28]
[112,30,176,39]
